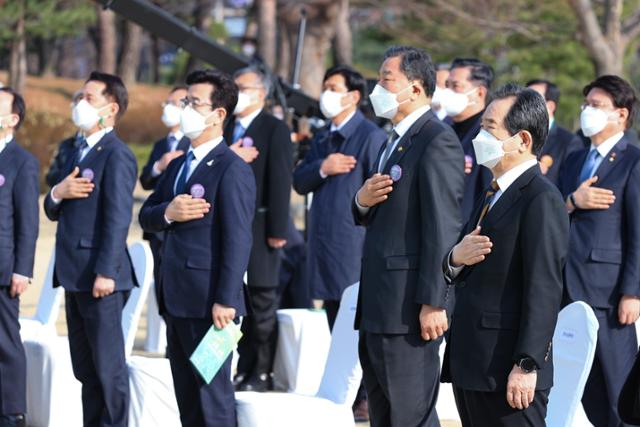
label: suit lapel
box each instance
[79,131,112,167]
[591,136,628,184]
[573,148,590,188]
[380,110,434,174]
[183,142,225,191]
[177,136,190,153]
[0,139,16,168]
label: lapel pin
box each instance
[243,137,254,148]
[609,152,616,162]
[97,146,103,152]
[0,174,5,187]
[398,146,403,152]
[390,164,402,182]
[206,160,214,167]
[81,168,94,182]
[190,183,205,199]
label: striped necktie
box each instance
[379,129,399,172]
[477,180,500,226]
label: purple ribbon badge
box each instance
[390,164,402,182]
[0,174,5,187]
[190,183,205,199]
[242,137,254,148]
[81,168,94,182]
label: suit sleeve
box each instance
[138,160,177,233]
[515,190,569,368]
[43,189,62,221]
[364,129,387,177]
[13,155,39,277]
[139,141,162,190]
[45,138,71,188]
[620,161,640,296]
[415,130,465,307]
[292,135,325,195]
[266,120,293,238]
[94,146,137,279]
[216,160,256,307]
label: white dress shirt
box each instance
[355,104,432,214]
[237,108,262,131]
[151,130,186,177]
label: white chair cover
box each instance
[128,356,181,426]
[236,283,361,427]
[122,241,154,357]
[144,283,167,353]
[546,301,599,427]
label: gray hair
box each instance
[233,66,272,96]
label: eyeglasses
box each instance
[179,98,213,109]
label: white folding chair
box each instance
[546,301,599,427]
[144,284,167,353]
[236,283,362,427]
[122,241,154,357]
[19,249,63,341]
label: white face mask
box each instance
[320,90,351,119]
[72,99,107,131]
[444,87,478,117]
[580,106,617,137]
[431,87,445,109]
[161,103,182,128]
[369,84,412,119]
[180,105,215,140]
[472,129,520,169]
[233,92,254,115]
[242,44,256,57]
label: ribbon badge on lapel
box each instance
[206,160,214,167]
[190,183,205,199]
[609,152,617,162]
[0,174,5,187]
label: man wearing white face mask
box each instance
[44,72,138,427]
[443,84,569,426]
[431,63,450,121]
[223,67,293,392]
[558,75,640,427]
[443,58,495,224]
[353,46,464,426]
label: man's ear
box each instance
[519,130,534,152]
[619,107,630,125]
[108,102,119,119]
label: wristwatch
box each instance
[516,357,537,374]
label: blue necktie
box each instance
[379,130,399,172]
[175,151,195,195]
[167,135,177,152]
[74,137,88,166]
[579,149,600,183]
[232,122,245,144]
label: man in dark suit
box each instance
[139,86,190,297]
[224,66,293,392]
[445,58,494,223]
[44,72,137,427]
[140,69,255,427]
[559,75,640,427]
[293,65,386,329]
[527,79,583,187]
[442,84,569,426]
[353,46,465,426]
[0,88,39,427]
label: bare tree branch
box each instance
[604,0,622,42]
[622,8,640,43]
[567,0,614,66]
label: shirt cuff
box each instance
[319,167,328,179]
[445,249,464,282]
[355,192,370,215]
[164,215,173,225]
[50,186,62,204]
[151,161,162,177]
[12,273,30,282]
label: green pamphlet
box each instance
[190,322,243,384]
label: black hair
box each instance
[383,46,436,96]
[0,87,26,130]
[526,79,560,105]
[186,69,239,117]
[491,83,549,156]
[583,75,638,128]
[86,71,128,120]
[450,58,494,90]
[323,65,367,105]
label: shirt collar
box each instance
[330,110,357,132]
[393,105,431,139]
[169,130,184,141]
[85,127,113,148]
[238,108,262,130]
[0,133,13,154]
[496,159,538,193]
[591,131,624,157]
[188,136,224,161]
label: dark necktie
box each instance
[477,180,500,226]
[74,138,88,166]
[167,135,177,152]
[579,149,600,183]
[175,151,195,195]
[379,129,399,172]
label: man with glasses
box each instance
[223,67,293,392]
[44,72,137,427]
[140,69,255,427]
[559,75,640,427]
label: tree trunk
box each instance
[118,21,143,85]
[37,38,60,77]
[333,0,352,65]
[97,6,117,74]
[258,0,277,69]
[9,12,27,93]
[183,0,216,79]
[150,35,161,84]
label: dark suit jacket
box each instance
[0,140,39,286]
[442,165,569,392]
[540,123,583,187]
[224,110,293,288]
[293,110,386,301]
[352,109,465,334]
[139,135,190,191]
[559,135,640,308]
[46,134,79,188]
[44,130,138,292]
[139,141,256,319]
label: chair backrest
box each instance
[34,250,64,325]
[316,283,362,405]
[546,301,599,427]
[122,241,154,357]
